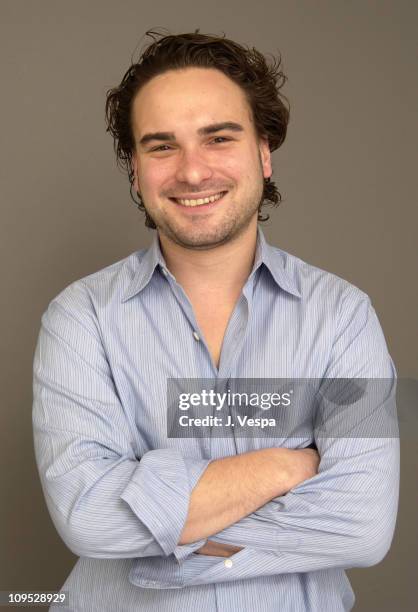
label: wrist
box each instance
[268,447,319,495]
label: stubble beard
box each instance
[144,174,265,252]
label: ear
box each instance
[131,153,139,192]
[259,137,272,179]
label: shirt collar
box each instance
[253,227,301,298]
[121,234,167,302]
[121,226,301,302]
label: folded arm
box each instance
[175,294,400,585]
[33,289,209,560]
[32,284,318,563]
[179,446,319,544]
[34,283,399,589]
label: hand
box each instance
[195,540,243,557]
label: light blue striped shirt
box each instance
[32,227,399,611]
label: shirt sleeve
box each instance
[131,291,399,588]
[32,285,210,561]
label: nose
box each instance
[174,147,213,186]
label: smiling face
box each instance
[131,67,272,250]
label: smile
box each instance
[171,191,227,207]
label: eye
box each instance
[149,137,231,153]
[211,136,231,144]
[150,144,172,152]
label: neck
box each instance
[158,219,258,296]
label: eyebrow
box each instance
[138,121,244,147]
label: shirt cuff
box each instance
[120,448,210,558]
[173,455,211,561]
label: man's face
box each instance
[131,67,272,249]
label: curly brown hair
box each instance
[105,28,290,228]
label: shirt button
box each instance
[161,267,168,276]
[224,559,233,568]
[193,331,200,341]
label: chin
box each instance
[170,226,247,250]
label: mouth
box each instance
[169,191,228,210]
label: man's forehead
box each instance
[137,66,243,95]
[133,68,252,118]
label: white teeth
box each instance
[176,192,224,206]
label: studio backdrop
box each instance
[0,1,416,611]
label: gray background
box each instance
[1,1,416,610]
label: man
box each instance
[32,30,399,611]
